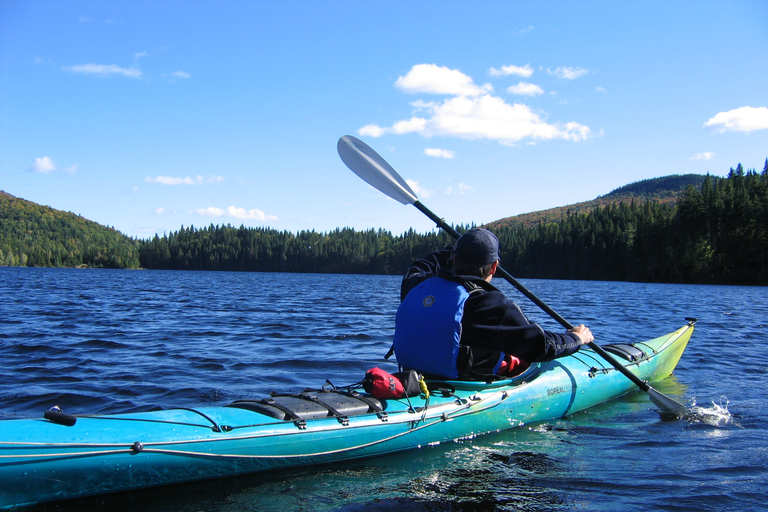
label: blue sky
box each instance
[2,1,767,239]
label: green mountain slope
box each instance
[487,174,708,229]
[0,191,140,268]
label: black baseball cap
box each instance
[455,228,499,265]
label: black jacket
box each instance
[400,245,582,375]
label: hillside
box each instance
[0,191,140,268]
[0,172,730,276]
[0,174,706,270]
[486,174,708,229]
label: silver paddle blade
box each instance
[648,386,688,416]
[337,135,418,205]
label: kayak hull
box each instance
[0,321,694,509]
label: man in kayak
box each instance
[392,227,594,380]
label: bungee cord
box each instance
[0,390,508,461]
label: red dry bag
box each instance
[362,367,405,399]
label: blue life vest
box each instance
[392,277,470,379]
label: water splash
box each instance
[684,397,733,426]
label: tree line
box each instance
[496,162,768,285]
[138,225,454,275]
[2,161,766,285]
[135,162,768,285]
[0,192,140,268]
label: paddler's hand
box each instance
[568,324,594,345]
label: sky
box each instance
[1,1,767,239]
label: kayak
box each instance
[0,319,695,509]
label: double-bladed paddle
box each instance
[337,134,688,416]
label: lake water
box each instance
[1,267,767,511]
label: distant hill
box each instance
[0,173,710,270]
[486,174,708,229]
[0,191,140,268]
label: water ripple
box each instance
[1,268,767,512]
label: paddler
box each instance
[393,227,594,380]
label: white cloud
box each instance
[29,157,77,175]
[360,117,428,138]
[405,179,432,199]
[446,183,473,195]
[146,176,198,185]
[691,152,715,160]
[172,71,191,79]
[596,86,608,94]
[395,64,492,96]
[507,81,544,96]
[547,66,588,80]
[391,117,428,134]
[360,64,591,145]
[30,157,56,174]
[424,148,455,159]
[515,26,534,37]
[358,124,387,137]
[153,207,179,215]
[704,106,768,133]
[144,175,224,185]
[489,64,533,78]
[360,94,590,144]
[194,207,226,217]
[193,206,278,222]
[64,63,143,78]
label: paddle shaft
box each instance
[414,200,653,393]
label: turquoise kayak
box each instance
[0,320,694,509]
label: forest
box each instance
[2,161,767,285]
[0,191,140,268]
[489,174,706,229]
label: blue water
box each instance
[1,267,767,511]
